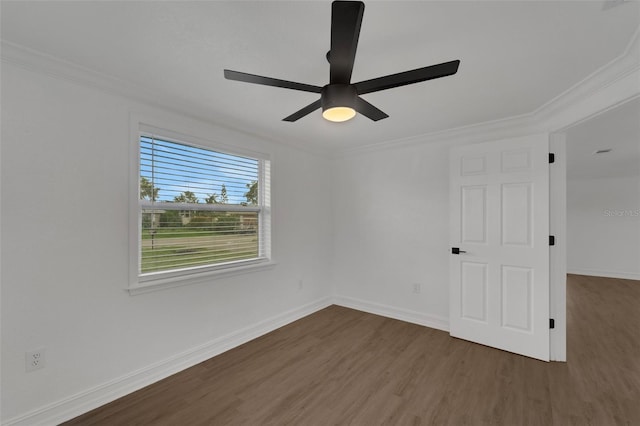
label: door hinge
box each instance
[550,318,555,329]
[549,235,555,246]
[549,153,555,163]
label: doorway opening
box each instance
[549,96,640,361]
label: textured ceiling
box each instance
[2,1,639,153]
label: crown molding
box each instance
[334,112,537,158]
[534,27,640,129]
[0,40,333,159]
[1,40,164,108]
[335,26,640,157]
[3,24,638,159]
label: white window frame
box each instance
[129,121,272,294]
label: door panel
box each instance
[501,183,532,246]
[461,261,488,322]
[501,265,533,331]
[450,134,549,361]
[501,148,532,172]
[461,186,487,243]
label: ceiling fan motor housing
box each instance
[321,84,357,112]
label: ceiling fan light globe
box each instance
[323,106,356,122]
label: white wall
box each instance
[567,176,640,279]
[1,62,333,423]
[331,142,453,329]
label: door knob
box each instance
[451,247,467,254]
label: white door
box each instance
[449,134,550,361]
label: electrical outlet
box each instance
[412,283,422,294]
[26,348,46,372]
[298,279,304,290]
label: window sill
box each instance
[127,260,277,296]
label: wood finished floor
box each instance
[65,274,640,425]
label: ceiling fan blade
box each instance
[354,97,389,121]
[283,99,322,122]
[354,60,460,95]
[224,70,322,93]
[329,1,365,84]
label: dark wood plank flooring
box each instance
[64,274,640,425]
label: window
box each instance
[132,130,271,288]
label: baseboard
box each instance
[4,297,333,426]
[568,268,640,281]
[333,295,450,332]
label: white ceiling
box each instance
[2,1,639,153]
[566,97,640,180]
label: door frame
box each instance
[546,64,639,361]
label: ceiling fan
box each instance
[224,1,460,123]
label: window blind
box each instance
[139,135,267,276]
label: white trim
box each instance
[2,297,333,426]
[129,114,142,290]
[549,133,567,362]
[129,260,277,295]
[332,295,450,332]
[567,269,640,281]
[335,113,536,158]
[543,71,640,133]
[534,28,640,129]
